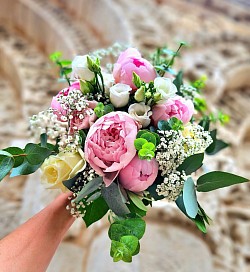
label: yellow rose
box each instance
[40,149,86,192]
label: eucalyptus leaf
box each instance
[183,177,198,219]
[173,70,183,91]
[101,182,130,216]
[4,147,24,167]
[24,143,52,165]
[86,191,101,202]
[10,158,41,177]
[40,133,48,148]
[206,139,229,155]
[0,155,14,181]
[74,177,103,203]
[197,171,249,192]
[120,236,139,255]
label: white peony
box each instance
[128,103,152,128]
[109,83,131,108]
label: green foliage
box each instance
[173,71,183,92]
[128,192,148,212]
[126,201,147,217]
[49,51,72,85]
[135,131,158,160]
[101,182,130,216]
[110,235,139,262]
[176,196,210,233]
[24,143,52,165]
[94,102,114,118]
[73,177,103,203]
[109,218,146,241]
[158,117,184,131]
[10,159,41,177]
[183,177,198,219]
[147,174,165,201]
[177,153,204,175]
[206,130,229,155]
[82,196,109,227]
[4,147,24,167]
[0,153,14,181]
[197,171,249,192]
[191,75,207,90]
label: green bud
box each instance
[80,80,90,94]
[145,91,151,99]
[134,86,145,102]
[153,92,162,102]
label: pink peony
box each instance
[113,48,157,90]
[51,81,80,118]
[119,155,158,192]
[152,96,194,126]
[84,112,138,186]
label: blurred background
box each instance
[0,0,250,271]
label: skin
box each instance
[0,193,75,272]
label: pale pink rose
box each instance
[51,81,80,119]
[119,156,158,192]
[113,48,157,90]
[84,112,138,186]
[69,100,98,131]
[152,96,194,126]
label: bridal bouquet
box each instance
[0,43,248,263]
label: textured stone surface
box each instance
[0,0,249,271]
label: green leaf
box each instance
[49,51,62,62]
[101,182,130,216]
[110,240,132,263]
[10,158,41,177]
[140,133,156,145]
[82,196,109,227]
[127,201,147,217]
[120,236,139,255]
[24,143,52,165]
[183,177,198,219]
[173,70,183,91]
[109,224,131,241]
[128,192,148,212]
[205,130,216,154]
[168,117,184,130]
[0,155,14,181]
[198,117,210,131]
[60,60,72,66]
[142,142,155,151]
[136,130,149,139]
[138,149,155,160]
[157,120,171,131]
[193,214,207,233]
[0,150,13,157]
[4,147,24,167]
[206,139,229,155]
[120,218,146,240]
[103,104,114,115]
[177,153,204,175]
[197,171,249,192]
[134,138,148,151]
[86,191,102,202]
[74,177,103,203]
[147,174,164,201]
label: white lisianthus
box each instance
[72,55,95,81]
[102,72,115,96]
[40,149,86,192]
[154,77,177,103]
[128,103,152,128]
[110,83,131,108]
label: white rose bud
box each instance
[102,72,115,96]
[128,102,152,128]
[72,55,95,81]
[154,77,177,103]
[110,83,131,108]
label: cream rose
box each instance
[154,77,177,103]
[40,150,86,192]
[109,83,131,108]
[72,55,95,81]
[128,102,152,128]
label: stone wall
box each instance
[0,0,249,271]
